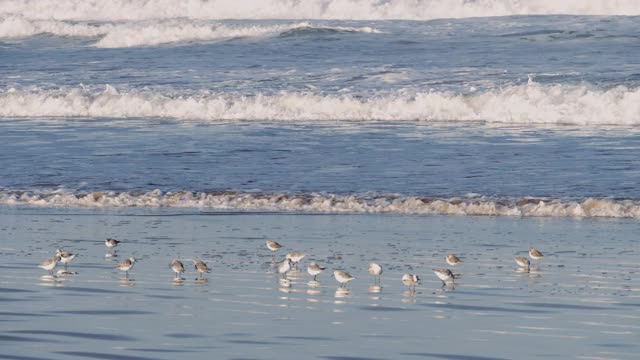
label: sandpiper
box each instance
[193,259,211,278]
[333,270,355,287]
[278,258,292,278]
[445,254,463,266]
[368,262,383,283]
[402,273,420,290]
[514,256,530,269]
[56,249,76,269]
[116,257,137,278]
[105,238,121,251]
[529,247,544,260]
[307,261,326,281]
[171,259,185,279]
[286,252,305,268]
[266,240,283,252]
[432,268,455,286]
[38,255,61,275]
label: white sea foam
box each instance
[0,16,379,47]
[1,82,639,125]
[0,15,104,38]
[1,0,638,21]
[2,190,639,218]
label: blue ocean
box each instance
[1,2,639,360]
[1,0,640,217]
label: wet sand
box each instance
[0,207,638,360]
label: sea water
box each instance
[0,1,639,359]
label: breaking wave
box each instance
[1,82,640,125]
[0,16,379,47]
[2,0,639,21]
[2,189,639,218]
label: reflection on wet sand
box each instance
[401,293,417,304]
[119,278,135,287]
[195,277,209,285]
[56,270,78,276]
[335,287,352,299]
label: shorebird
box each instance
[266,240,283,252]
[278,258,292,278]
[286,252,305,269]
[307,261,326,281]
[402,273,420,290]
[333,270,355,287]
[514,256,530,270]
[38,255,61,275]
[56,249,76,269]
[116,257,137,278]
[105,238,121,252]
[193,259,211,278]
[445,254,463,266]
[432,268,455,286]
[171,259,185,279]
[368,262,383,283]
[529,247,544,260]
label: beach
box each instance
[2,1,640,359]
[1,207,638,359]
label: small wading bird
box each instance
[307,261,326,281]
[368,262,383,284]
[432,268,455,286]
[105,238,121,251]
[265,240,283,252]
[56,249,76,269]
[117,257,137,278]
[278,258,292,279]
[529,247,544,260]
[286,252,305,269]
[333,270,355,287]
[38,255,61,275]
[445,254,463,266]
[402,273,420,290]
[514,256,530,270]
[193,259,211,278]
[171,259,185,279]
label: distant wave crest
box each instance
[2,190,640,218]
[2,0,639,21]
[2,83,640,125]
[0,16,379,47]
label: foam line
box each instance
[2,190,639,218]
[1,83,639,125]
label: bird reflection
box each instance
[56,270,78,276]
[119,277,135,287]
[307,288,322,296]
[38,275,64,287]
[195,277,209,285]
[279,278,292,290]
[335,287,352,299]
[402,289,417,304]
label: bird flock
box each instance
[37,238,545,288]
[267,240,544,288]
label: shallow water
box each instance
[1,207,637,359]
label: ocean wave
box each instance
[0,16,379,47]
[1,0,638,21]
[2,190,639,218]
[1,82,639,125]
